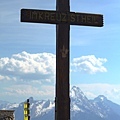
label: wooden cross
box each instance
[21,0,103,120]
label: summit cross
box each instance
[21,0,103,120]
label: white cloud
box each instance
[0,84,55,102]
[71,55,107,74]
[4,85,48,96]
[0,75,14,81]
[0,51,56,83]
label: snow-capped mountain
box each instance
[0,100,19,110]
[1,86,120,120]
[13,97,55,120]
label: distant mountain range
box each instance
[0,86,120,120]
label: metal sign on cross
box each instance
[21,0,103,120]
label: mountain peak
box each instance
[71,86,82,92]
[71,86,83,97]
[29,97,34,102]
[70,86,87,101]
[94,95,107,102]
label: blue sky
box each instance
[0,0,120,104]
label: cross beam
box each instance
[21,0,103,120]
[21,9,103,27]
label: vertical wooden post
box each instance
[55,0,70,120]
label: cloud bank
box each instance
[0,52,107,82]
[0,51,56,83]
